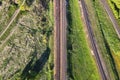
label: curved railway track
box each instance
[54,0,67,80]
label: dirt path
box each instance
[0,26,17,49]
[0,0,26,39]
[0,9,20,39]
[0,0,26,48]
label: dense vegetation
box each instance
[67,0,100,80]
[92,0,120,78]
[0,0,54,80]
[108,0,120,19]
[84,0,120,79]
[93,0,120,55]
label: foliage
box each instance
[108,0,120,18]
[111,0,120,9]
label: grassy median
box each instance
[91,0,120,79]
[67,0,100,80]
[84,0,120,79]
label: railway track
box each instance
[54,0,67,80]
[79,0,108,80]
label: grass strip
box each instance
[67,0,100,80]
[93,0,120,78]
[84,0,120,79]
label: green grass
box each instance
[93,0,120,54]
[84,0,120,79]
[67,0,100,80]
[107,0,120,28]
[0,4,18,44]
[0,23,15,42]
[0,4,17,33]
[0,12,24,52]
[0,15,20,44]
[92,0,120,78]
[107,0,120,19]
[8,5,18,17]
[46,0,54,80]
[107,0,119,18]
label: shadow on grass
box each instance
[100,27,120,80]
[66,0,75,80]
[21,47,50,80]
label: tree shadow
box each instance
[21,47,50,80]
[66,0,75,79]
